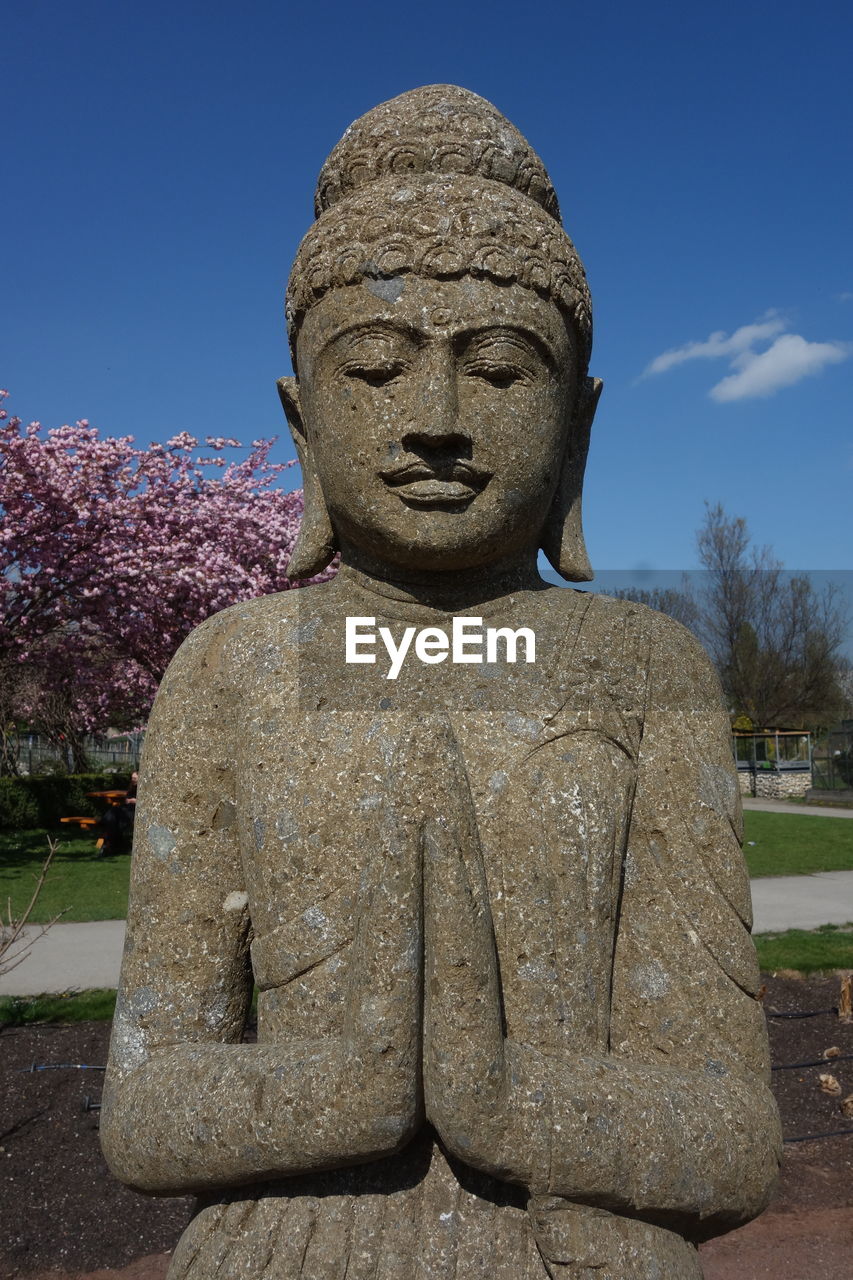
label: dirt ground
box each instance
[2,974,851,1280]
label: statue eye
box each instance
[467,362,529,389]
[343,361,406,387]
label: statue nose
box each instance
[408,353,464,446]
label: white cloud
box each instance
[643,310,852,401]
[643,312,786,376]
[710,334,852,401]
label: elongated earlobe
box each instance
[540,376,602,582]
[277,377,338,579]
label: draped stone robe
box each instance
[101,583,780,1280]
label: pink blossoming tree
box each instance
[0,390,324,772]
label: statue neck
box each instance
[335,550,546,616]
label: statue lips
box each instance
[379,461,491,509]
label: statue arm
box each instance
[583,615,782,1230]
[425,615,780,1235]
[100,608,422,1195]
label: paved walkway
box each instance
[3,868,853,995]
[1,920,126,997]
[751,870,853,933]
[742,797,853,817]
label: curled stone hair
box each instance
[283,85,598,583]
[286,85,592,378]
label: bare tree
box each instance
[29,680,92,774]
[835,658,853,718]
[0,649,92,777]
[695,503,849,730]
[0,654,23,776]
[0,838,64,977]
[611,585,701,633]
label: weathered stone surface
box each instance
[101,85,781,1279]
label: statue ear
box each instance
[540,375,602,582]
[277,377,338,579]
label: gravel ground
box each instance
[2,973,851,1279]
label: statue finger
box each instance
[421,719,504,1117]
[344,784,423,1069]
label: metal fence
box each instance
[732,730,812,769]
[8,732,144,776]
[8,723,851,790]
[811,722,853,792]
[732,723,853,795]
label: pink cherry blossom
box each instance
[0,390,332,764]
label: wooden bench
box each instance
[60,815,105,853]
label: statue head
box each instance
[279,85,601,583]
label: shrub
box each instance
[0,772,131,831]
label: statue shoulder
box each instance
[583,592,715,675]
[637,603,723,711]
[157,584,331,697]
[563,591,722,716]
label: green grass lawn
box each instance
[0,988,118,1025]
[0,828,131,922]
[1,810,850,924]
[0,986,259,1026]
[753,922,853,973]
[743,810,853,878]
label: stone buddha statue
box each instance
[101,86,781,1279]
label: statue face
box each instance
[295,276,577,574]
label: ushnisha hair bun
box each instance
[313,83,561,219]
[286,85,592,375]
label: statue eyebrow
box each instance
[450,322,558,373]
[322,319,426,352]
[321,319,559,369]
[454,324,558,369]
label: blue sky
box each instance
[4,0,852,578]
